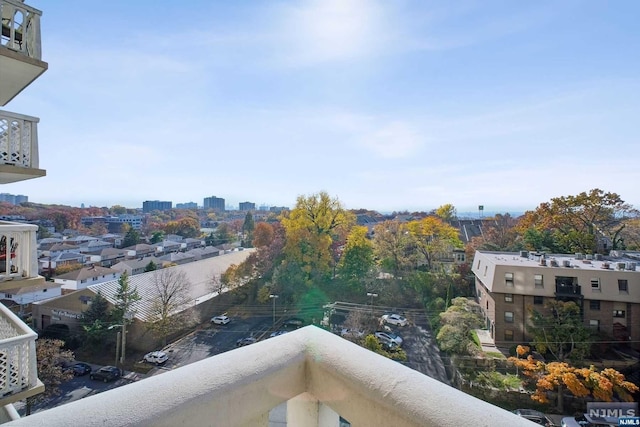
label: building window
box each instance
[613,310,626,318]
[484,266,488,276]
[504,311,514,323]
[618,279,628,293]
[477,260,480,269]
[81,279,87,284]
[533,296,543,305]
[5,293,12,298]
[590,278,600,292]
[504,330,514,341]
[589,300,600,310]
[534,274,543,288]
[504,294,513,303]
[589,320,600,331]
[505,272,514,287]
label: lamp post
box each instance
[269,294,279,327]
[367,292,378,317]
[108,324,125,366]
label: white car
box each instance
[374,331,403,346]
[381,314,408,326]
[143,351,168,365]
[211,315,231,325]
[340,328,365,339]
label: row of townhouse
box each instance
[471,250,640,350]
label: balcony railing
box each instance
[6,327,530,426]
[0,0,42,59]
[0,302,41,404]
[0,221,41,285]
[555,283,582,296]
[0,110,44,183]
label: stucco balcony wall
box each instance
[5,327,536,426]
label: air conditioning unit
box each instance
[594,254,603,261]
[626,262,636,271]
[550,259,559,267]
[520,250,529,258]
[562,260,571,267]
[586,254,593,260]
[617,262,626,270]
[539,258,547,266]
[601,262,610,269]
[575,253,584,260]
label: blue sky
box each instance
[7,0,640,213]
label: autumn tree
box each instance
[147,268,195,346]
[372,220,414,278]
[253,222,275,248]
[280,192,355,286]
[26,339,75,415]
[337,226,374,291]
[406,216,463,270]
[434,204,457,222]
[163,217,201,238]
[242,212,255,246]
[516,189,637,253]
[528,300,591,363]
[510,346,638,412]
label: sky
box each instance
[6,0,640,214]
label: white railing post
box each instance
[0,0,43,59]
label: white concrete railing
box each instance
[0,110,40,170]
[0,0,42,59]
[6,327,535,426]
[0,302,37,398]
[0,221,39,282]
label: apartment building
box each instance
[238,201,255,211]
[472,250,640,349]
[142,200,172,213]
[0,0,48,410]
[203,195,225,211]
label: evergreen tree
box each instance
[122,226,140,248]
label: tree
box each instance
[516,189,637,253]
[80,291,112,353]
[372,220,414,278]
[434,204,457,222]
[280,192,355,286]
[150,231,165,244]
[406,216,463,271]
[337,226,374,291]
[253,222,275,248]
[26,339,74,415]
[528,300,591,363]
[144,261,158,272]
[510,347,638,412]
[110,205,127,215]
[112,271,141,362]
[122,226,140,248]
[146,268,194,346]
[163,217,200,238]
[436,297,483,355]
[242,212,255,246]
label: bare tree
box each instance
[146,268,196,346]
[209,271,225,295]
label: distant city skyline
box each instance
[6,1,639,212]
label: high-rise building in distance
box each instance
[143,200,172,213]
[203,196,225,211]
[239,202,255,211]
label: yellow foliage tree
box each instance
[406,216,463,270]
[509,347,638,412]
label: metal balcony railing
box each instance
[0,302,37,398]
[0,0,42,59]
[0,110,40,170]
[0,221,40,283]
[555,283,582,296]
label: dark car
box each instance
[513,409,553,426]
[90,366,121,383]
[236,337,257,347]
[72,362,92,376]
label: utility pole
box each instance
[269,294,279,327]
[367,292,378,317]
[115,331,121,367]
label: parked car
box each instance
[381,313,408,327]
[512,409,553,426]
[282,318,305,330]
[269,330,288,338]
[340,328,365,339]
[236,337,257,347]
[374,331,403,346]
[143,351,168,365]
[72,362,92,376]
[211,315,231,325]
[90,366,121,383]
[561,414,619,427]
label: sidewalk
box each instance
[475,329,502,354]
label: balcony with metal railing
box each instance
[0,110,45,183]
[4,326,531,427]
[0,301,43,407]
[0,0,47,106]
[0,221,43,291]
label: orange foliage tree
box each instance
[509,346,638,412]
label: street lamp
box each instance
[367,292,378,317]
[269,294,279,327]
